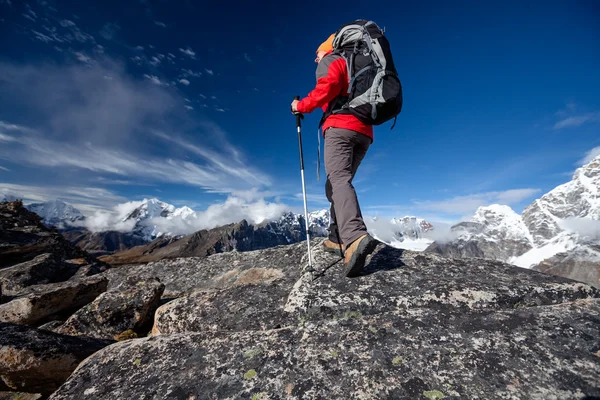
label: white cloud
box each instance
[181,68,202,78]
[184,105,193,110]
[0,58,272,199]
[579,146,600,165]
[83,201,142,232]
[0,183,128,214]
[244,53,252,63]
[143,74,166,86]
[149,195,289,236]
[408,188,541,216]
[179,78,190,85]
[179,47,195,58]
[32,30,54,42]
[215,108,225,112]
[154,21,167,28]
[0,165,10,171]
[74,51,93,64]
[0,133,17,142]
[554,111,600,130]
[205,69,214,75]
[149,56,161,66]
[558,218,600,239]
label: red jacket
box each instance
[296,54,374,141]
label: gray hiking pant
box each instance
[324,127,371,246]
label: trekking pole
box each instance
[293,95,314,271]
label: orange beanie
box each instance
[316,34,335,55]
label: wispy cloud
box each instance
[0,165,10,171]
[0,58,272,196]
[74,51,94,64]
[0,183,128,214]
[554,111,600,130]
[181,68,202,78]
[143,74,167,86]
[179,78,190,86]
[205,69,214,76]
[579,146,600,165]
[99,22,120,40]
[154,21,167,28]
[179,47,196,58]
[244,53,252,63]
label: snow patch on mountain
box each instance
[25,200,85,228]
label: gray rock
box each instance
[533,243,600,289]
[37,320,65,332]
[103,242,309,298]
[0,392,42,400]
[0,322,111,396]
[56,277,164,340]
[152,240,599,336]
[0,275,108,325]
[0,253,106,297]
[49,299,600,399]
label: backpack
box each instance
[327,20,402,128]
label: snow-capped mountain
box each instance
[427,155,600,287]
[25,200,85,228]
[122,198,198,241]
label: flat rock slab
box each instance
[0,276,107,325]
[152,241,599,335]
[104,242,309,298]
[49,299,600,400]
[57,277,164,340]
[285,244,600,316]
[0,322,111,396]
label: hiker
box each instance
[291,33,379,277]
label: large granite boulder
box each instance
[56,277,164,340]
[0,275,108,325]
[0,322,111,396]
[48,240,600,399]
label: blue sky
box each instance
[0,0,599,224]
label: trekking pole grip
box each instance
[293,95,303,127]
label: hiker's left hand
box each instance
[291,99,299,113]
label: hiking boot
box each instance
[323,239,345,257]
[344,234,379,277]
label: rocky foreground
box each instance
[1,200,600,399]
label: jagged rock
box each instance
[0,201,93,269]
[56,277,164,340]
[0,322,111,396]
[0,275,108,325]
[49,298,600,399]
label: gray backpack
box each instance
[328,20,403,128]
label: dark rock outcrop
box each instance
[99,216,326,265]
[62,229,148,255]
[0,322,111,396]
[56,277,164,340]
[49,240,600,399]
[0,275,108,325]
[0,201,94,269]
